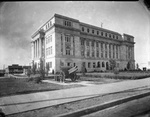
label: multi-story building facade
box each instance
[31,14,135,73]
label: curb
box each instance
[55,91,150,117]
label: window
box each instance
[97,62,100,68]
[105,33,107,37]
[88,62,91,68]
[87,51,90,57]
[93,62,96,68]
[87,28,89,33]
[96,42,99,47]
[82,27,84,32]
[66,49,70,55]
[109,34,111,38]
[81,50,84,56]
[116,36,118,39]
[49,62,52,68]
[101,43,103,58]
[67,62,71,66]
[113,35,115,39]
[64,20,72,27]
[81,39,84,45]
[92,41,94,47]
[101,32,103,36]
[102,62,105,67]
[92,51,94,57]
[86,40,89,46]
[50,35,52,42]
[97,51,99,58]
[97,31,99,35]
[65,35,70,42]
[49,46,52,55]
[92,29,94,34]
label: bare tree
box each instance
[109,59,116,71]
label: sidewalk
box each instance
[1,78,150,115]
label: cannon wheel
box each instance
[71,73,77,82]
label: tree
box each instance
[109,59,116,71]
[46,63,49,76]
[32,63,36,75]
[39,58,45,79]
[27,68,31,78]
[136,63,139,70]
[127,62,130,70]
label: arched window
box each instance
[97,62,101,68]
[106,62,109,70]
[102,62,105,67]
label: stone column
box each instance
[63,34,65,55]
[94,41,96,58]
[118,45,120,59]
[114,45,116,59]
[39,38,41,58]
[111,44,113,59]
[35,40,37,58]
[33,41,35,58]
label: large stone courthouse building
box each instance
[31,14,135,73]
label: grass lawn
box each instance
[0,77,83,97]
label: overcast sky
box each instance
[0,1,150,69]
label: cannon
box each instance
[55,66,79,82]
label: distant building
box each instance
[22,66,31,75]
[31,14,135,73]
[5,64,23,74]
[0,70,5,77]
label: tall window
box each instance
[92,29,94,34]
[87,28,90,33]
[82,27,84,32]
[109,34,111,38]
[102,62,105,67]
[65,35,70,42]
[97,51,99,58]
[113,45,115,58]
[81,39,84,45]
[109,44,111,58]
[49,62,52,68]
[86,40,89,46]
[93,62,96,68]
[97,31,99,35]
[105,44,107,58]
[101,43,103,58]
[87,50,90,57]
[92,41,94,47]
[66,49,70,55]
[88,62,91,68]
[101,32,103,36]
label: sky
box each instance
[0,1,150,69]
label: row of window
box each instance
[46,46,53,56]
[81,41,119,59]
[46,62,52,69]
[46,35,52,44]
[45,21,52,30]
[81,27,119,40]
[64,20,72,27]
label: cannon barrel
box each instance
[68,66,78,74]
